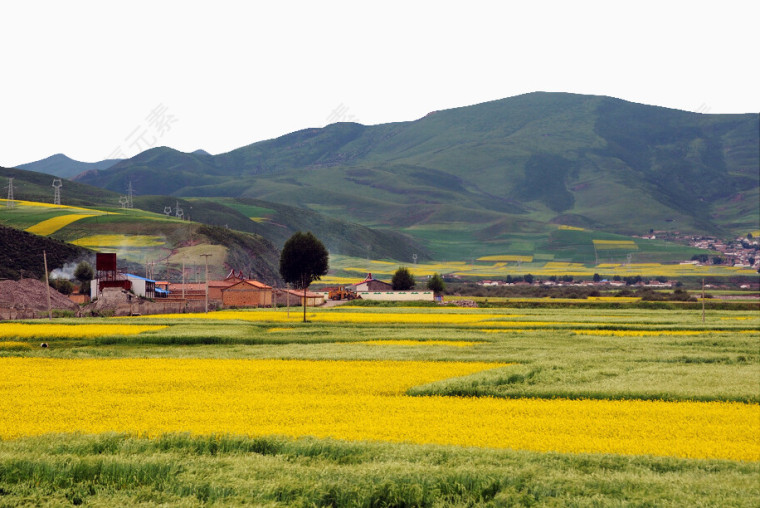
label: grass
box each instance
[2,433,757,507]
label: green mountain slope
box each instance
[1,166,428,271]
[75,93,759,243]
[0,166,122,207]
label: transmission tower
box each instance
[118,196,129,208]
[163,206,172,216]
[52,178,62,205]
[175,200,183,219]
[126,180,134,208]
[5,177,14,209]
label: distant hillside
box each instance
[18,154,121,179]
[75,92,759,245]
[0,225,92,280]
[130,196,430,261]
[0,166,121,207]
[1,166,428,267]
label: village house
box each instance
[348,273,393,292]
[167,270,251,303]
[340,273,434,302]
[221,280,273,307]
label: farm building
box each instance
[167,271,251,302]
[326,273,433,302]
[222,280,273,307]
[273,288,325,307]
[90,273,156,299]
[348,273,393,292]
[355,290,434,302]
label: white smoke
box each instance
[50,262,79,280]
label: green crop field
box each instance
[0,306,758,506]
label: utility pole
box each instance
[200,254,211,313]
[702,278,705,323]
[43,250,52,320]
[181,261,185,300]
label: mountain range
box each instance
[18,153,121,179]
[11,92,760,261]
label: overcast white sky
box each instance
[1,0,757,167]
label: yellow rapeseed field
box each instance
[0,199,101,212]
[145,310,505,326]
[72,234,166,248]
[25,214,98,236]
[0,323,167,339]
[573,330,758,337]
[593,240,639,250]
[0,358,756,461]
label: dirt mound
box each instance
[0,278,79,313]
[85,287,135,313]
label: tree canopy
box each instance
[75,261,94,294]
[279,232,329,289]
[391,267,415,290]
[426,273,445,295]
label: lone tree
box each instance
[427,272,445,297]
[392,266,415,290]
[279,231,329,322]
[74,261,94,295]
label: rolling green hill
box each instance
[0,166,429,279]
[74,93,759,251]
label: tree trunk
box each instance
[302,275,307,323]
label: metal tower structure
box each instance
[5,177,14,208]
[175,200,183,219]
[118,196,129,208]
[52,178,62,205]
[127,180,134,208]
[163,206,172,216]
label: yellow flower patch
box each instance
[146,310,501,326]
[25,214,98,236]
[72,234,166,248]
[0,358,757,461]
[477,255,534,263]
[593,240,639,250]
[0,324,167,339]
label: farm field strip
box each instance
[1,358,757,462]
[325,254,760,280]
[24,213,99,236]
[0,323,168,339]
[71,234,167,248]
[131,309,759,332]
